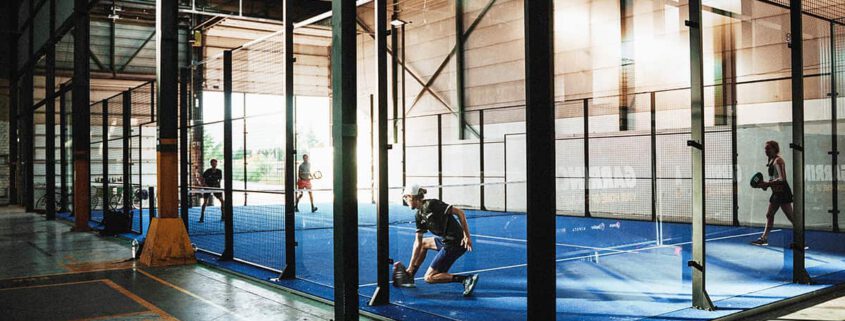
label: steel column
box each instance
[479,110,485,210]
[331,0,359,318]
[222,50,234,261]
[369,0,390,306]
[59,84,68,212]
[391,7,399,144]
[584,98,591,217]
[103,100,109,213]
[455,0,466,139]
[22,72,33,212]
[45,3,57,219]
[73,0,92,230]
[830,22,840,232]
[9,0,18,205]
[687,0,715,310]
[156,0,180,219]
[524,0,556,319]
[437,114,443,199]
[401,23,407,188]
[123,91,131,217]
[651,92,657,222]
[790,0,811,284]
[180,68,190,228]
[279,0,297,280]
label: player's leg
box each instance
[753,202,780,245]
[200,193,211,222]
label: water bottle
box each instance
[191,243,197,252]
[131,239,139,259]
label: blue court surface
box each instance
[59,203,845,320]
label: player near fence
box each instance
[750,140,795,246]
[295,154,318,213]
[394,184,479,296]
[198,159,225,223]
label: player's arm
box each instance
[407,232,425,276]
[453,207,473,251]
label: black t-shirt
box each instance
[415,199,464,245]
[203,168,222,187]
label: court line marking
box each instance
[68,311,160,321]
[136,268,251,321]
[0,279,105,291]
[100,279,178,321]
[359,229,778,287]
[0,265,136,283]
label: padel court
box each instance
[19,0,845,320]
[55,200,845,320]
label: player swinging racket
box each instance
[397,184,479,296]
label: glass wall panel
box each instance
[707,0,791,307]
[553,0,687,318]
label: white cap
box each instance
[402,184,423,196]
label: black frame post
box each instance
[222,50,234,261]
[391,6,399,144]
[790,0,811,284]
[830,22,840,232]
[123,91,131,217]
[9,0,18,205]
[479,109,485,210]
[59,84,68,212]
[524,0,556,319]
[279,0,297,280]
[688,0,715,310]
[401,23,407,188]
[180,68,190,229]
[23,72,33,212]
[369,0,390,306]
[332,0,359,318]
[437,114,443,199]
[651,92,657,222]
[455,0,466,139]
[45,0,57,220]
[102,99,109,213]
[584,98,591,217]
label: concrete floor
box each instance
[767,294,845,321]
[0,206,375,321]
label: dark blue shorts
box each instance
[429,237,467,273]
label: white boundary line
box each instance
[358,229,779,287]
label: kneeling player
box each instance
[400,184,478,296]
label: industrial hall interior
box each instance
[7,0,845,320]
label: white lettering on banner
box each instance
[801,164,845,182]
[559,166,638,191]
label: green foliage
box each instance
[202,133,223,162]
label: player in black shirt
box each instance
[401,184,479,296]
[199,159,225,223]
